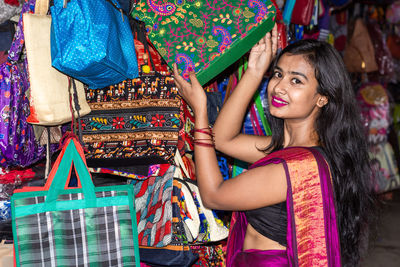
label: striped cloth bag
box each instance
[11,138,140,266]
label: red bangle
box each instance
[194,127,213,137]
[194,141,215,148]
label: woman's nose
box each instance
[272,78,287,95]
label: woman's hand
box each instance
[173,63,207,116]
[247,24,278,76]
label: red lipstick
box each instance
[271,96,288,107]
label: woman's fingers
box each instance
[173,63,192,93]
[271,24,278,57]
[173,63,183,89]
[263,24,278,59]
[188,70,201,88]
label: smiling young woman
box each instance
[173,25,376,267]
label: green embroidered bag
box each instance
[131,0,277,85]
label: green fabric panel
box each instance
[253,91,272,135]
[197,18,274,85]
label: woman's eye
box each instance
[273,71,282,78]
[291,78,302,84]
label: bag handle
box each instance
[34,0,49,15]
[129,17,157,72]
[45,138,96,204]
[174,149,191,179]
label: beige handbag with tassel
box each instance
[23,0,90,126]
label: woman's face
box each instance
[267,53,326,122]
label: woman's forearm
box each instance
[193,110,225,208]
[213,69,265,148]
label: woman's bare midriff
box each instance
[242,223,286,251]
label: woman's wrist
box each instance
[193,107,208,119]
[245,67,266,81]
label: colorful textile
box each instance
[132,0,277,85]
[81,71,181,165]
[0,0,48,168]
[191,243,226,267]
[176,176,229,243]
[12,138,140,266]
[226,147,341,267]
[138,178,198,267]
[369,142,400,193]
[0,201,11,221]
[131,165,175,247]
[357,82,390,145]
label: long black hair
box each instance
[263,39,376,266]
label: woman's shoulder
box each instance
[251,146,331,171]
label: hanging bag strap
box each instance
[34,0,49,15]
[129,17,157,72]
[45,138,96,204]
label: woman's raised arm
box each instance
[213,25,278,163]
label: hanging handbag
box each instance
[50,0,139,89]
[23,0,91,126]
[356,82,390,145]
[81,18,181,167]
[369,142,400,194]
[0,0,49,169]
[343,18,378,73]
[131,164,175,247]
[366,22,395,77]
[136,165,199,267]
[11,137,141,266]
[290,0,314,25]
[174,152,229,243]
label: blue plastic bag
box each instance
[50,0,139,89]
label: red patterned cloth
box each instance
[4,0,20,6]
[191,242,227,267]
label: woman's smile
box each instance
[271,95,289,107]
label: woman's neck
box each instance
[282,119,319,148]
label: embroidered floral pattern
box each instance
[132,0,277,84]
[112,117,125,129]
[81,72,181,163]
[151,114,166,127]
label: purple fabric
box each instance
[232,249,288,267]
[309,148,342,266]
[226,211,247,267]
[227,211,288,267]
[226,147,342,267]
[0,0,47,168]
